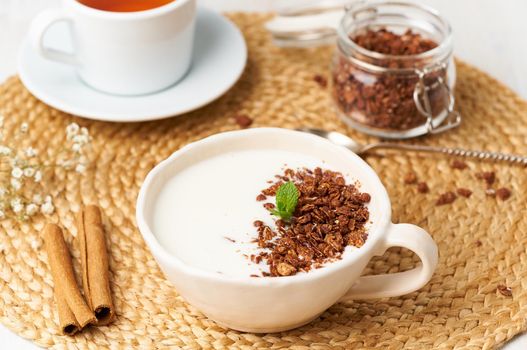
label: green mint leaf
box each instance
[270,209,281,217]
[271,182,299,221]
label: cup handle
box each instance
[339,223,438,301]
[28,8,79,66]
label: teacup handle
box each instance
[339,223,438,301]
[29,9,79,66]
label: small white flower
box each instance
[0,131,4,141]
[0,210,4,219]
[13,204,23,213]
[24,147,37,157]
[34,170,42,182]
[10,178,21,191]
[11,198,23,213]
[44,195,52,203]
[32,194,43,205]
[75,163,86,173]
[20,122,29,133]
[72,134,89,145]
[23,167,35,178]
[26,203,38,216]
[0,188,6,197]
[0,145,11,156]
[30,239,42,250]
[61,159,73,169]
[72,143,82,153]
[41,201,54,215]
[80,127,89,136]
[11,167,23,179]
[66,123,80,139]
[0,115,4,128]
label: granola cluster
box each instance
[252,167,370,277]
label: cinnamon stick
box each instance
[43,224,95,335]
[77,205,115,326]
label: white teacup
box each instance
[136,128,438,333]
[29,0,196,95]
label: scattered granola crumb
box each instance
[277,262,297,276]
[436,191,457,206]
[234,114,253,128]
[359,192,371,202]
[417,182,429,193]
[456,188,472,198]
[313,74,328,88]
[250,274,260,278]
[485,188,496,197]
[497,285,513,297]
[263,203,275,210]
[224,236,236,243]
[253,220,263,227]
[496,187,512,201]
[451,160,468,170]
[256,194,267,201]
[476,171,495,186]
[404,171,418,184]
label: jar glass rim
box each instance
[338,0,453,63]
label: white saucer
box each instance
[18,7,247,122]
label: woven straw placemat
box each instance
[1,13,527,350]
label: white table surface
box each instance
[1,0,526,348]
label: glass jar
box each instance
[331,1,460,139]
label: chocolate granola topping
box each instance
[252,167,370,277]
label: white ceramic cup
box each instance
[136,128,439,333]
[28,0,196,95]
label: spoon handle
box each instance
[362,143,527,166]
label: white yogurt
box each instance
[153,149,340,277]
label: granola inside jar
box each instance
[332,1,459,139]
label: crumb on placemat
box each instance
[234,114,253,128]
[497,284,512,297]
[436,191,457,206]
[456,188,472,198]
[476,171,495,186]
[313,74,328,88]
[417,182,429,193]
[485,188,496,197]
[451,160,468,170]
[496,187,512,201]
[404,171,417,185]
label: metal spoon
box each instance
[298,128,527,166]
